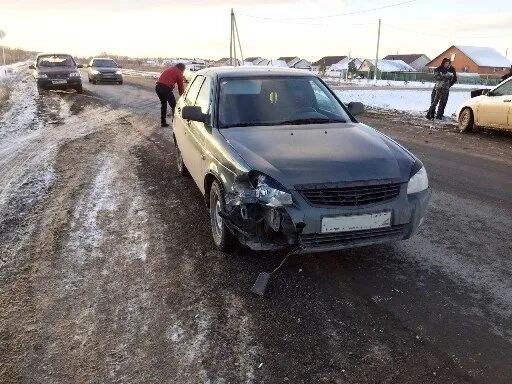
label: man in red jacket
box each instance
[155,63,185,127]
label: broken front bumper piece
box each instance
[222,176,301,251]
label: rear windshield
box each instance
[38,55,75,67]
[218,76,350,128]
[91,59,118,68]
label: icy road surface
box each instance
[1,71,512,383]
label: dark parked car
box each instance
[87,58,123,84]
[30,53,83,94]
[173,67,431,253]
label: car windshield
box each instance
[218,76,351,128]
[38,55,75,67]
[92,59,118,68]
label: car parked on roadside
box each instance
[457,77,512,132]
[87,58,123,84]
[30,53,83,94]
[173,67,431,253]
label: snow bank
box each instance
[327,78,492,90]
[0,61,31,81]
[336,89,471,116]
[122,68,160,79]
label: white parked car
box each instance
[456,78,512,132]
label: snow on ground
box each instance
[122,68,160,79]
[336,89,471,117]
[0,61,30,82]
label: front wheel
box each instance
[209,181,238,252]
[459,107,474,133]
[175,145,190,177]
[75,85,83,94]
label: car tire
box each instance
[175,145,190,177]
[75,85,83,94]
[459,107,474,133]
[119,80,123,85]
[37,85,45,94]
[88,76,92,83]
[209,180,238,252]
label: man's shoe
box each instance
[435,116,443,120]
[161,122,170,127]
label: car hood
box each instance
[220,123,415,189]
[92,67,119,73]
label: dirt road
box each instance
[1,71,511,383]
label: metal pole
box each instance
[232,20,237,66]
[229,9,233,66]
[374,19,381,82]
[2,46,6,75]
[233,12,244,64]
[345,51,350,82]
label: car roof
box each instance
[37,53,73,58]
[197,66,316,79]
[91,57,116,61]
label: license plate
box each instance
[51,80,67,85]
[321,212,391,233]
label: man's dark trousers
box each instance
[427,87,449,119]
[155,83,176,124]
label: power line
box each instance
[383,23,512,39]
[238,0,417,21]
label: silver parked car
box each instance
[173,67,431,253]
[87,58,123,84]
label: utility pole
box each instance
[506,48,509,59]
[233,12,244,64]
[229,9,233,66]
[374,19,381,82]
[345,51,351,82]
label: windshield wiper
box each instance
[276,118,346,125]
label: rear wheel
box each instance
[209,181,237,251]
[459,107,474,133]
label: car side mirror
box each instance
[182,106,207,123]
[29,64,36,70]
[347,101,365,116]
[117,65,122,69]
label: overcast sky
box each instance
[0,0,510,61]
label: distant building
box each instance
[326,58,363,78]
[383,54,430,71]
[311,56,347,72]
[427,46,511,77]
[359,59,415,76]
[214,57,241,67]
[268,59,288,67]
[276,56,311,70]
[244,57,266,65]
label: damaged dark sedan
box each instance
[173,67,431,253]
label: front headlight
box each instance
[36,73,48,79]
[115,69,122,75]
[251,173,293,207]
[91,69,100,75]
[407,165,429,194]
[69,72,80,77]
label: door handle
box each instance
[504,100,511,103]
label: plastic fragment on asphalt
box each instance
[258,363,263,369]
[251,272,270,296]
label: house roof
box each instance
[365,59,415,72]
[454,46,511,68]
[382,54,428,64]
[328,58,362,71]
[277,56,298,63]
[245,57,263,63]
[269,60,288,67]
[312,56,347,66]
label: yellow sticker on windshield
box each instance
[269,91,278,104]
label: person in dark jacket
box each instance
[502,65,512,81]
[426,58,457,120]
[155,63,185,127]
